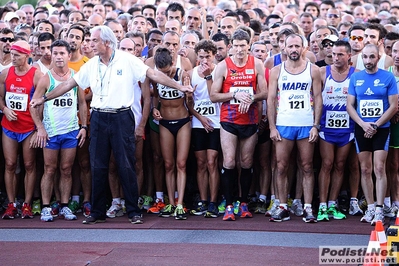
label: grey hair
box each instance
[180,30,199,45]
[363,4,375,12]
[90,26,117,50]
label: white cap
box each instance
[4,12,19,22]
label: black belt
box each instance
[92,107,130,113]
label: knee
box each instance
[300,161,313,175]
[4,160,16,172]
[360,167,372,178]
[164,160,175,173]
[373,164,386,178]
[196,158,207,172]
[207,157,218,172]
[223,157,236,169]
[176,160,187,171]
[152,152,163,164]
[24,160,36,173]
[321,159,334,172]
[44,165,57,176]
[60,165,72,178]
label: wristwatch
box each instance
[204,75,212,80]
[42,94,48,102]
[313,124,321,131]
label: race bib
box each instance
[52,92,74,109]
[194,99,216,117]
[286,93,309,110]
[6,92,28,111]
[229,87,254,104]
[359,99,383,118]
[326,110,350,129]
[159,86,184,100]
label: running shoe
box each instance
[269,206,290,222]
[106,200,124,218]
[21,203,34,219]
[317,206,329,221]
[82,202,91,217]
[82,215,106,225]
[371,209,385,226]
[129,215,144,224]
[254,199,267,214]
[239,202,253,218]
[142,195,153,210]
[218,199,226,214]
[247,196,258,212]
[190,201,208,216]
[68,200,80,214]
[159,204,175,218]
[174,204,187,220]
[290,201,304,216]
[265,200,278,217]
[2,202,18,219]
[223,205,235,221]
[233,201,240,215]
[302,206,317,223]
[32,199,41,215]
[349,199,363,216]
[148,199,166,214]
[327,204,346,220]
[338,194,350,213]
[60,206,77,220]
[40,207,53,222]
[205,202,218,218]
[360,209,375,223]
[50,201,60,217]
[383,204,397,218]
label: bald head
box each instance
[119,38,135,55]
[12,40,31,53]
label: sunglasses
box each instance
[322,42,334,48]
[0,37,15,43]
[328,14,340,19]
[350,36,364,41]
[340,31,347,35]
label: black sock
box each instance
[61,203,68,209]
[43,204,50,208]
[221,167,236,206]
[240,168,253,203]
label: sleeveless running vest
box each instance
[356,53,387,70]
[276,62,313,127]
[157,68,184,100]
[2,66,36,133]
[43,70,79,137]
[220,55,258,125]
[191,66,220,129]
[321,66,355,133]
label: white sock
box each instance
[156,192,164,201]
[293,198,301,204]
[328,201,336,208]
[113,198,121,205]
[319,202,327,208]
[368,204,375,211]
[174,191,178,199]
[384,197,391,207]
[72,195,80,204]
[304,203,312,209]
[259,194,267,202]
[271,195,276,200]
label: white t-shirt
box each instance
[73,49,149,109]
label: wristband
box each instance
[80,125,88,132]
[42,94,48,102]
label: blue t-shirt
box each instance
[348,69,397,128]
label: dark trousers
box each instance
[89,109,140,219]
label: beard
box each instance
[288,52,300,61]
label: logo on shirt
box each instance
[343,87,348,94]
[373,79,385,86]
[229,69,237,76]
[117,69,122,75]
[334,87,341,92]
[326,86,333,94]
[356,80,364,86]
[364,88,374,95]
[245,69,254,74]
[282,76,287,81]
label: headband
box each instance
[10,44,31,55]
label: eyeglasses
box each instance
[328,14,340,19]
[0,37,15,43]
[350,36,364,41]
[322,42,334,48]
[340,31,347,36]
